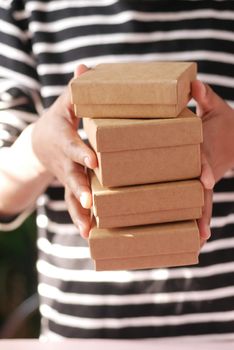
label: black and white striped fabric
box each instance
[0,0,234,341]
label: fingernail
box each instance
[202,177,214,190]
[200,81,207,98]
[204,226,211,240]
[78,222,89,239]
[207,226,211,239]
[80,192,92,209]
[200,170,215,190]
[84,157,91,168]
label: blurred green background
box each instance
[0,214,40,338]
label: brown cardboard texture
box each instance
[71,62,197,118]
[89,220,200,271]
[96,208,202,229]
[91,173,204,228]
[94,252,198,271]
[89,220,200,259]
[84,108,203,187]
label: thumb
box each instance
[65,63,89,111]
[192,80,225,118]
[74,64,89,78]
[60,64,89,114]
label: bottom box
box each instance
[94,252,198,271]
[89,220,200,271]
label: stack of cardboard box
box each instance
[70,62,204,271]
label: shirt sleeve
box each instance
[0,0,41,229]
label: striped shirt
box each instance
[0,0,234,341]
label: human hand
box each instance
[32,64,97,238]
[198,155,214,247]
[192,80,234,246]
[193,80,234,182]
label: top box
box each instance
[70,61,197,118]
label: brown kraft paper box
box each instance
[84,108,203,187]
[91,172,204,228]
[70,61,197,118]
[89,220,200,271]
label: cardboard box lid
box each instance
[89,220,200,259]
[83,108,202,152]
[95,207,202,229]
[91,173,204,218]
[70,61,196,105]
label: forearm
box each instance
[0,124,54,216]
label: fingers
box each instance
[61,63,97,169]
[62,64,89,107]
[198,152,214,245]
[58,64,89,109]
[192,80,225,118]
[74,64,89,78]
[53,63,93,238]
[64,159,92,209]
[197,188,213,245]
[62,130,98,169]
[64,156,93,239]
[200,152,215,190]
[65,185,91,239]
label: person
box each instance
[0,0,234,341]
